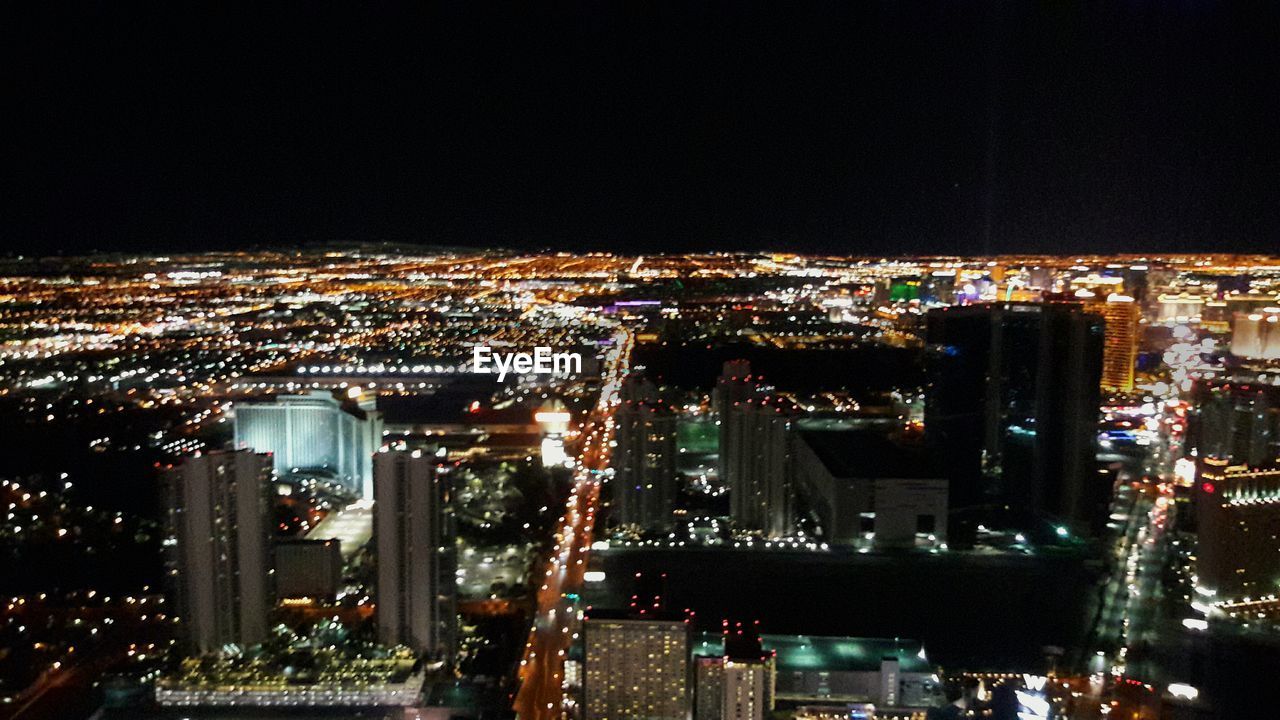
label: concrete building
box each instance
[925,302,1105,536]
[274,538,343,601]
[613,377,679,531]
[792,429,947,549]
[374,451,456,658]
[234,390,383,499]
[583,611,690,720]
[1195,460,1280,604]
[162,450,273,655]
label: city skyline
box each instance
[4,2,1280,718]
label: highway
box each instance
[513,328,632,720]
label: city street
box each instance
[513,329,631,720]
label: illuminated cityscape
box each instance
[0,249,1275,720]
[6,2,1280,719]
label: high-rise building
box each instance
[1195,460,1280,604]
[1081,293,1138,393]
[1230,308,1280,360]
[233,390,383,499]
[613,377,679,531]
[714,361,793,538]
[373,450,456,658]
[583,611,691,720]
[695,624,776,720]
[162,450,273,655]
[925,302,1105,535]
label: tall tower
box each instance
[722,399,792,537]
[1081,292,1139,393]
[925,302,1105,534]
[613,377,679,531]
[163,450,273,655]
[374,450,457,658]
[714,362,793,537]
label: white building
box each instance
[163,450,273,655]
[373,451,456,658]
[234,390,383,499]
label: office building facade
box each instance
[1193,382,1279,467]
[274,538,343,601]
[792,429,947,548]
[163,450,273,655]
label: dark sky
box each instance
[3,2,1278,256]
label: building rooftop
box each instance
[306,499,373,560]
[798,429,940,480]
[691,633,933,674]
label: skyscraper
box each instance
[234,390,383,499]
[925,302,1105,535]
[1084,293,1139,393]
[714,361,793,538]
[613,376,679,531]
[373,450,456,658]
[583,610,691,720]
[163,450,273,655]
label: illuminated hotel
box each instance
[233,390,384,499]
[1195,459,1280,604]
[1086,293,1138,393]
[583,612,690,720]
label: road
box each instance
[513,328,631,720]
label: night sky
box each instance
[3,2,1278,256]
